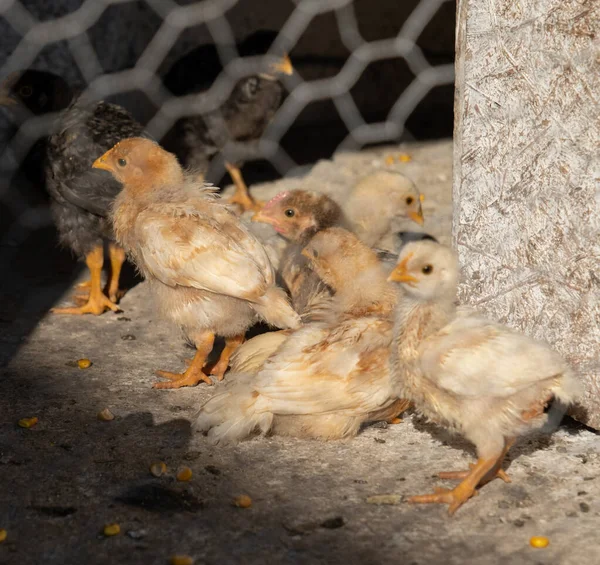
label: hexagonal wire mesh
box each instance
[0,0,454,294]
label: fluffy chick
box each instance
[161,30,292,213]
[252,189,345,318]
[388,240,581,515]
[344,170,424,248]
[196,227,410,443]
[0,70,143,315]
[93,138,301,388]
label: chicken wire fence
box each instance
[0,0,454,253]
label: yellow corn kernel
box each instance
[18,417,38,428]
[397,153,411,162]
[104,523,120,536]
[78,358,92,369]
[530,536,549,548]
[97,408,115,422]
[150,461,167,477]
[0,529,7,542]
[233,495,252,508]
[384,155,395,166]
[170,556,194,565]
[176,466,192,482]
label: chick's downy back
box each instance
[196,228,402,444]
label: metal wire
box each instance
[0,0,454,250]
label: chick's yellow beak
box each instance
[408,207,425,226]
[251,209,277,226]
[92,150,113,172]
[269,53,293,76]
[387,252,418,284]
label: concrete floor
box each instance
[1,140,599,565]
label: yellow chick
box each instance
[93,138,301,388]
[344,170,424,248]
[388,240,581,515]
[196,227,409,443]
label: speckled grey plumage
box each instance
[46,100,144,256]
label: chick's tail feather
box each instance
[195,377,273,444]
[253,286,302,330]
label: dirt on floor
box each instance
[1,140,599,565]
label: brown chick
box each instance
[195,227,410,443]
[388,240,581,515]
[344,170,425,248]
[252,189,345,318]
[93,138,301,389]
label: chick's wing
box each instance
[254,320,392,415]
[419,316,568,398]
[135,204,274,301]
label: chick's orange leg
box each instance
[408,455,501,516]
[51,246,120,315]
[154,332,215,389]
[225,162,263,212]
[438,438,514,484]
[208,334,246,381]
[438,465,511,484]
[106,243,127,303]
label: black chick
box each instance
[0,69,144,315]
[161,30,292,212]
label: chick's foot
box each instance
[154,331,215,389]
[51,292,120,315]
[386,398,412,424]
[408,456,501,516]
[225,162,263,213]
[154,367,212,389]
[408,482,477,516]
[52,245,120,315]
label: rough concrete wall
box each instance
[453,0,600,428]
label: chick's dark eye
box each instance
[406,196,414,205]
[284,209,295,218]
[19,85,33,97]
[422,265,433,275]
[243,77,259,98]
[117,158,127,167]
[312,249,319,258]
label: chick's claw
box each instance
[408,483,477,516]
